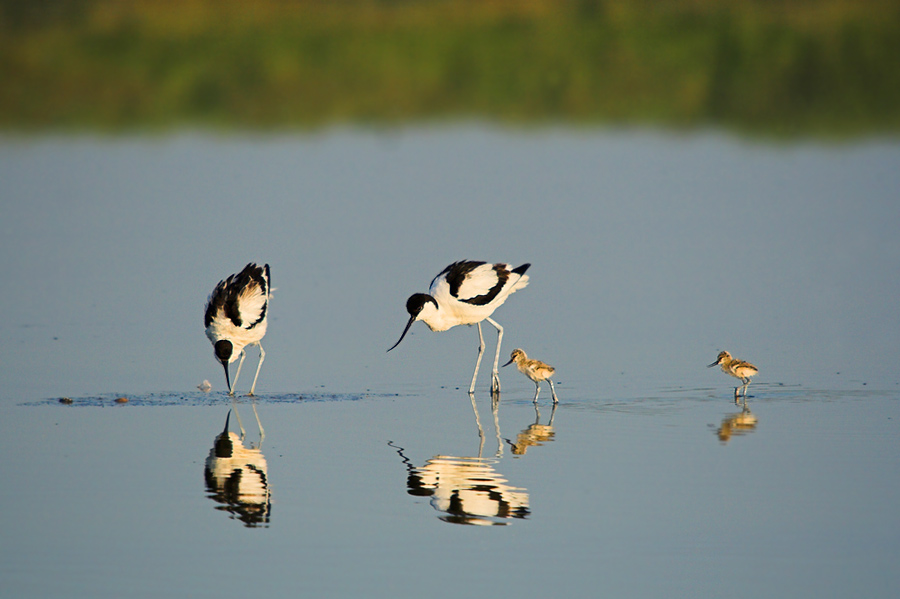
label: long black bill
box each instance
[707,361,719,368]
[222,361,234,394]
[387,315,416,352]
[502,358,515,367]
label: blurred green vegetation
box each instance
[2,0,899,136]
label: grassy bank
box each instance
[2,0,899,136]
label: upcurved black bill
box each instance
[707,361,719,368]
[502,358,514,367]
[387,315,416,352]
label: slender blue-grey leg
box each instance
[469,322,486,394]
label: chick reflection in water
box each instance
[507,403,557,456]
[716,401,758,444]
[502,348,559,404]
[204,411,271,528]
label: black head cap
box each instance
[406,293,437,317]
[214,339,234,364]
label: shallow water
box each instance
[1,127,899,598]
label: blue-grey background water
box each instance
[2,127,899,598]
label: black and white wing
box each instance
[431,261,529,306]
[205,263,270,330]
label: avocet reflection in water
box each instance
[204,411,271,528]
[392,449,530,526]
[389,395,530,525]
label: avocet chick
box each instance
[502,348,559,404]
[708,350,758,398]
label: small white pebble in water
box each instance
[197,380,212,392]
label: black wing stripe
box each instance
[239,263,269,329]
[204,280,227,328]
[460,264,509,305]
[462,263,528,305]
[512,263,530,276]
[443,261,508,306]
[204,263,269,329]
[433,260,484,295]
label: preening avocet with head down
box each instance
[388,260,530,395]
[205,263,271,397]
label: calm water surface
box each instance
[1,126,899,598]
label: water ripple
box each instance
[26,391,401,407]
